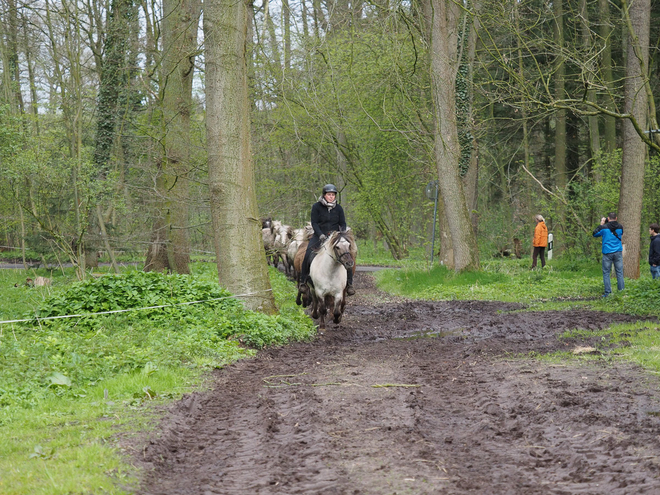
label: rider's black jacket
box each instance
[310,202,346,239]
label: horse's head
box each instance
[327,231,355,270]
[274,222,292,247]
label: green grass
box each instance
[612,322,660,371]
[375,257,659,313]
[376,257,604,303]
[533,320,660,375]
[0,369,197,495]
[2,254,659,493]
[0,263,314,494]
[354,239,428,268]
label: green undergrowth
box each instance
[375,257,659,315]
[354,239,427,268]
[535,320,660,375]
[0,264,314,494]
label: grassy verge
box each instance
[354,239,428,268]
[0,264,314,494]
[375,257,660,313]
[538,320,660,374]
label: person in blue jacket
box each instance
[593,212,624,297]
[649,223,660,280]
[298,184,355,296]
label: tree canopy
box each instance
[1,0,659,279]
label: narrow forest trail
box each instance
[133,272,660,494]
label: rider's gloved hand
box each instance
[319,234,327,242]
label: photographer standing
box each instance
[531,214,548,269]
[593,212,624,297]
[649,223,660,280]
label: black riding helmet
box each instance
[322,184,338,195]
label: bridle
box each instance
[338,251,353,265]
[328,234,353,266]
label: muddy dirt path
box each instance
[135,272,660,494]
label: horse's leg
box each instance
[311,290,319,319]
[296,278,311,307]
[317,296,327,330]
[332,295,343,324]
[325,294,340,325]
[302,282,311,308]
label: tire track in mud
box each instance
[135,272,660,494]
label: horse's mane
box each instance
[325,230,358,258]
[303,223,314,240]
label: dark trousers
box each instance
[532,246,546,268]
[299,237,321,284]
[299,236,353,286]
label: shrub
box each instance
[0,270,314,408]
[36,270,242,326]
[620,279,660,316]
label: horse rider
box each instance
[298,184,356,296]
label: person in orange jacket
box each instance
[532,214,548,268]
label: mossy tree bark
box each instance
[424,0,479,272]
[145,0,200,274]
[619,0,650,280]
[204,0,277,313]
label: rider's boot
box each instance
[346,268,355,296]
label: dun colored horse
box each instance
[305,230,356,331]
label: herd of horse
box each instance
[262,218,357,331]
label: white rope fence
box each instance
[0,289,273,325]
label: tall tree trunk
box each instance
[145,0,200,274]
[313,0,325,37]
[553,0,566,190]
[618,0,650,280]
[599,0,616,153]
[94,0,131,173]
[580,0,600,160]
[425,0,479,272]
[301,0,309,39]
[92,0,136,271]
[22,11,40,136]
[462,0,480,236]
[336,131,349,208]
[282,0,291,70]
[265,0,282,70]
[204,0,277,313]
[42,0,88,277]
[16,191,26,267]
[515,1,532,226]
[3,0,25,113]
[96,205,119,273]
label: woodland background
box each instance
[1,0,660,284]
